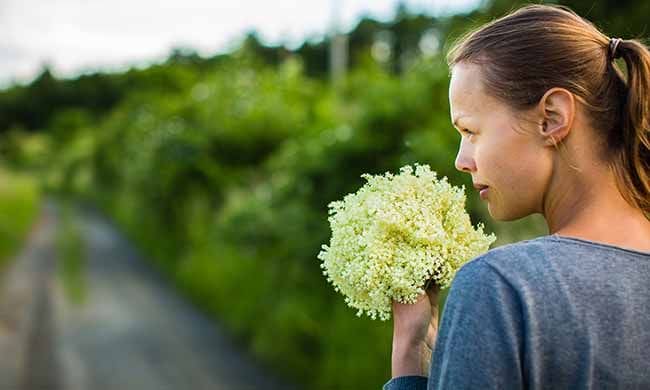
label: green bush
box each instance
[0,168,41,264]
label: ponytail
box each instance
[612,39,650,219]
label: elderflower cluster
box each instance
[317,163,496,321]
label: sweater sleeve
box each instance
[428,259,525,389]
[382,375,428,390]
[382,258,525,390]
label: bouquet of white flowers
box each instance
[317,163,496,321]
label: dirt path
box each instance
[0,199,299,390]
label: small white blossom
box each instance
[317,163,496,321]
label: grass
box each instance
[55,202,87,305]
[0,168,41,265]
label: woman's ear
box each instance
[537,87,575,146]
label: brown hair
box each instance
[447,4,650,219]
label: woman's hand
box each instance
[391,281,440,378]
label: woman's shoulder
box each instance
[465,234,649,271]
[454,234,650,291]
[459,235,555,273]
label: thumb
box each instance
[424,280,440,311]
[424,278,440,296]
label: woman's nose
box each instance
[454,143,476,173]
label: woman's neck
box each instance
[543,160,650,252]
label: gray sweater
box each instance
[383,234,650,390]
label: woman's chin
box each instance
[488,202,532,222]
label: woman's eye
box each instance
[460,128,474,136]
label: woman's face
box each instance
[448,62,553,221]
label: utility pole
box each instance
[329,0,348,86]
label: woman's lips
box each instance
[479,187,489,200]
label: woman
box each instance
[384,4,650,389]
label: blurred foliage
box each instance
[0,168,40,265]
[487,0,650,38]
[56,201,87,305]
[0,0,642,388]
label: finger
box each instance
[425,280,440,296]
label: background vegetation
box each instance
[0,0,645,388]
[0,168,40,265]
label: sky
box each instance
[0,0,480,88]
